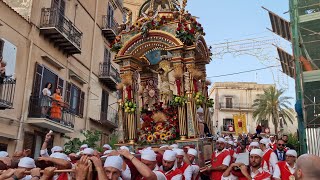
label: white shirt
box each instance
[275,149,285,160]
[160,166,183,180]
[42,88,51,96]
[222,167,271,180]
[273,162,296,179]
[214,149,231,166]
[191,164,200,180]
[154,170,167,180]
[263,148,278,174]
[179,162,193,180]
[121,165,131,180]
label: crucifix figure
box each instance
[148,60,173,108]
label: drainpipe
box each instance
[16,26,34,151]
[84,0,99,130]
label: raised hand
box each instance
[75,156,90,180]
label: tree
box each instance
[252,86,295,134]
[64,130,102,154]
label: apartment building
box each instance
[209,82,298,135]
[0,0,124,157]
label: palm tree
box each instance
[252,86,295,134]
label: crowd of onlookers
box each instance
[0,131,319,180]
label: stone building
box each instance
[0,0,125,157]
[209,82,298,136]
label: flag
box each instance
[233,114,247,135]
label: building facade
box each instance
[209,82,298,136]
[0,0,124,157]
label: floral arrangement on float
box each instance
[176,13,205,46]
[138,104,178,145]
[130,11,167,37]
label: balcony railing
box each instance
[100,107,118,128]
[27,96,75,133]
[219,103,254,110]
[40,8,82,54]
[102,15,119,41]
[99,62,120,91]
[0,78,16,110]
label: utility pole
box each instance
[289,0,307,154]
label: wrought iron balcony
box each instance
[99,62,120,91]
[0,78,16,110]
[40,8,82,55]
[102,15,119,42]
[219,103,254,111]
[27,96,75,133]
[100,107,118,129]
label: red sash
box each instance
[262,149,273,171]
[56,173,68,180]
[252,171,271,180]
[165,168,183,180]
[211,150,230,180]
[277,161,294,180]
[229,149,235,163]
[177,163,190,180]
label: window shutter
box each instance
[32,63,44,97]
[0,39,4,58]
[65,82,71,105]
[79,91,85,117]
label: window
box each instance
[65,82,85,117]
[101,90,109,113]
[32,63,64,97]
[223,118,234,132]
[226,97,233,108]
[52,0,65,14]
[107,3,114,27]
[0,143,7,151]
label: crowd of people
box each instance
[0,131,319,180]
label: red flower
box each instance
[161,16,166,20]
[190,28,195,34]
[134,138,138,142]
[172,134,176,138]
[178,23,182,27]
[177,27,181,31]
[184,27,189,31]
[184,23,188,26]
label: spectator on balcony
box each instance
[41,83,52,118]
[51,88,63,121]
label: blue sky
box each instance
[187,0,296,105]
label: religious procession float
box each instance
[113,0,214,166]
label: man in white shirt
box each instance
[222,149,271,180]
[187,148,200,180]
[160,150,183,180]
[273,150,297,180]
[119,149,166,180]
[259,138,278,174]
[173,148,193,180]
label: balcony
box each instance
[102,15,119,42]
[27,96,75,133]
[99,62,120,91]
[40,8,82,55]
[0,78,16,110]
[219,103,254,111]
[100,107,118,129]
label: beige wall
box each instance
[209,82,298,135]
[0,0,123,156]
